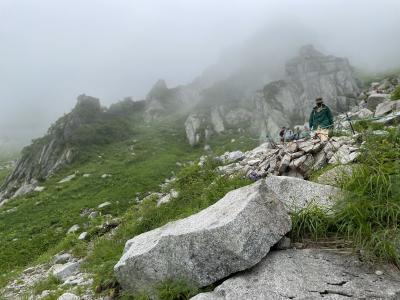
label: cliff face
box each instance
[0,95,103,201]
[183,45,361,145]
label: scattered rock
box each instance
[115,181,291,293]
[98,201,111,209]
[101,174,112,179]
[192,249,400,300]
[53,253,73,265]
[12,183,36,198]
[82,173,91,178]
[5,207,17,213]
[58,174,76,184]
[375,111,400,126]
[52,261,81,282]
[218,151,245,164]
[40,290,51,298]
[353,108,373,119]
[376,270,384,276]
[67,224,80,234]
[328,145,359,164]
[33,186,45,192]
[58,292,80,300]
[88,211,99,219]
[372,130,390,136]
[78,232,88,240]
[62,272,93,287]
[316,165,354,186]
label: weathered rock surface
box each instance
[114,181,291,293]
[375,100,399,117]
[52,261,81,282]
[57,292,80,300]
[316,165,354,186]
[264,176,340,211]
[217,136,359,181]
[184,45,360,145]
[367,93,390,111]
[192,249,400,300]
[0,95,101,202]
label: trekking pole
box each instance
[346,113,355,135]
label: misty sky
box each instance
[1,0,400,148]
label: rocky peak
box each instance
[184,46,361,146]
[146,79,168,100]
[298,44,324,58]
[0,95,104,202]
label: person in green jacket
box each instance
[309,97,334,130]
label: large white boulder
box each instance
[264,176,340,211]
[192,249,400,300]
[114,181,291,293]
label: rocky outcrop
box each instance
[185,114,203,146]
[217,136,360,180]
[184,45,361,145]
[144,79,202,123]
[375,100,400,117]
[367,93,390,111]
[114,181,291,293]
[264,176,340,211]
[192,249,400,300]
[0,95,102,202]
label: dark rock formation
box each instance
[0,95,103,201]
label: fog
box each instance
[1,0,400,150]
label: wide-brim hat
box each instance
[315,97,323,103]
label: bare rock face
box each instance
[192,249,400,300]
[183,45,361,145]
[0,95,101,202]
[144,79,202,123]
[114,181,291,293]
[264,176,340,211]
[185,114,203,146]
[259,45,360,135]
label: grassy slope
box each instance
[0,117,257,290]
[292,127,400,265]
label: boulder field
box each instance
[114,175,400,299]
[114,180,291,292]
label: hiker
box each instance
[309,97,333,142]
[279,126,295,143]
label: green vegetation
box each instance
[0,112,255,296]
[392,85,400,100]
[352,119,385,132]
[0,168,10,185]
[291,202,332,241]
[32,275,62,297]
[84,160,250,297]
[120,279,200,300]
[292,128,400,265]
[0,153,18,185]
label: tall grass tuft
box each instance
[334,129,400,264]
[291,129,400,265]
